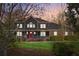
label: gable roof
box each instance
[16,16,61,29]
[26,16,55,23]
[26,16,61,29]
[35,18,49,23]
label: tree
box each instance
[65,3,79,32]
[0,3,42,56]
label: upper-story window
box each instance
[17,24,23,28]
[40,24,46,28]
[27,22,35,28]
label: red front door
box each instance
[29,32,32,38]
[28,32,33,39]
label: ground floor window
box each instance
[34,32,36,35]
[26,32,28,34]
[17,32,22,36]
[40,32,46,36]
[65,32,68,36]
[54,31,57,36]
[26,31,36,35]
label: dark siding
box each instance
[15,20,24,29]
[24,17,38,29]
[47,23,60,29]
[15,17,60,30]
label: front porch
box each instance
[17,31,50,41]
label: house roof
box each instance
[16,16,61,29]
[27,16,61,29]
[35,18,49,23]
[25,16,49,23]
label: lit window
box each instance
[30,32,32,34]
[34,32,36,35]
[54,31,57,36]
[30,24,32,28]
[17,24,19,27]
[17,24,22,28]
[40,24,46,28]
[65,32,68,36]
[17,32,22,36]
[40,32,46,36]
[26,32,28,34]
[27,24,29,28]
[27,22,35,28]
[33,24,35,28]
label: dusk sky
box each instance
[32,3,67,23]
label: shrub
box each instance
[52,42,74,56]
[50,34,79,41]
[50,34,79,56]
[49,35,63,41]
[64,35,79,41]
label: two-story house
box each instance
[15,16,72,41]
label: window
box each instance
[27,22,35,28]
[54,31,57,36]
[17,24,22,28]
[26,32,28,34]
[27,24,30,28]
[40,24,46,28]
[65,32,68,36]
[17,32,22,36]
[34,32,36,35]
[40,32,46,36]
[33,24,35,28]
[30,32,32,34]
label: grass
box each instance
[15,41,52,50]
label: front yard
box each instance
[15,41,52,50]
[8,41,53,56]
[8,40,79,56]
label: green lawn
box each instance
[15,41,52,50]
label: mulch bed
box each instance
[7,48,53,56]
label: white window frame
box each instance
[17,24,23,28]
[65,32,68,36]
[40,24,46,28]
[40,32,46,36]
[54,31,57,36]
[27,22,35,28]
[17,32,22,36]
